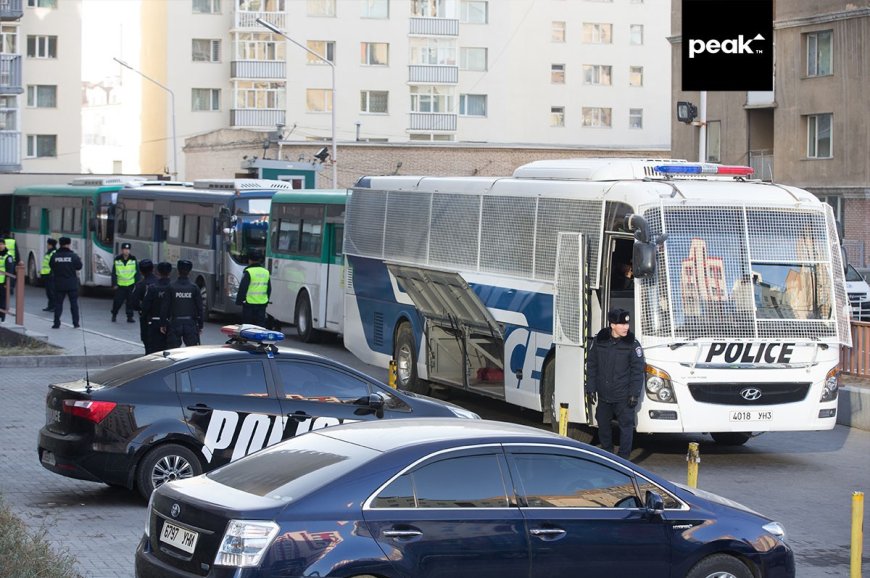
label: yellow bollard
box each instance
[852,491,864,578]
[558,403,569,437]
[686,442,700,488]
[388,359,397,389]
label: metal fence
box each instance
[841,321,870,376]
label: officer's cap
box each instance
[121,242,132,250]
[248,249,264,262]
[176,259,193,273]
[139,259,154,271]
[59,237,71,246]
[156,261,172,274]
[607,308,631,325]
[47,237,57,246]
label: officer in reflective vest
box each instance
[3,232,17,297]
[41,238,57,312]
[141,261,172,353]
[235,250,271,326]
[0,239,14,323]
[130,259,156,351]
[161,259,203,348]
[111,242,138,322]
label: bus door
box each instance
[553,232,589,425]
[322,221,344,332]
[83,199,95,282]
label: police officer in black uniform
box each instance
[161,259,203,348]
[49,237,83,329]
[586,308,645,460]
[141,262,173,353]
[130,259,156,351]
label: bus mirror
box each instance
[633,242,657,278]
[117,220,126,234]
[624,213,651,244]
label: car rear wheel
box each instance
[540,356,593,443]
[686,554,753,578]
[394,321,429,394]
[136,444,202,500]
[711,432,751,446]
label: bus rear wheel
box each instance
[295,292,320,343]
[711,432,751,446]
[540,356,593,443]
[394,322,429,395]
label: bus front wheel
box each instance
[27,254,37,286]
[394,322,428,395]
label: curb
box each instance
[0,353,141,368]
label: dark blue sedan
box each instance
[135,419,794,578]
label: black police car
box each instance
[37,325,479,499]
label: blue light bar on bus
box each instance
[220,324,285,344]
[654,163,754,176]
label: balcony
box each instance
[746,90,775,108]
[749,149,774,181]
[409,65,458,84]
[0,0,22,20]
[231,60,285,80]
[0,131,21,172]
[230,108,285,128]
[235,10,285,30]
[409,17,459,36]
[409,112,457,132]
[0,54,22,94]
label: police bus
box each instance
[342,158,851,444]
[115,179,293,315]
[10,178,136,288]
[266,189,347,341]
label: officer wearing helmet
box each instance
[142,262,173,353]
[235,249,271,326]
[161,259,203,347]
[586,308,645,460]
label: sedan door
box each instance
[363,449,530,578]
[505,446,671,578]
[175,359,287,469]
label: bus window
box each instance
[333,225,343,257]
[198,216,212,247]
[299,205,324,256]
[168,215,181,241]
[139,211,154,239]
[127,210,140,239]
[276,219,299,253]
[13,198,30,231]
[183,215,197,245]
[50,208,61,232]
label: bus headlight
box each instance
[94,254,111,276]
[226,273,239,300]
[645,365,676,403]
[820,366,839,402]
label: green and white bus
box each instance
[266,189,347,341]
[10,177,135,287]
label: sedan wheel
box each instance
[686,554,753,578]
[137,444,202,500]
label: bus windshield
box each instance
[229,198,271,264]
[96,192,117,247]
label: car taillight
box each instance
[62,400,117,423]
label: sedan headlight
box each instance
[214,520,279,567]
[645,365,676,403]
[820,366,839,402]
[762,521,786,541]
[448,406,481,420]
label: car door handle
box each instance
[186,404,212,412]
[383,529,423,538]
[529,528,566,538]
[289,411,312,422]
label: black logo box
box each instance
[682,0,773,91]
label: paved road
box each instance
[2,289,869,577]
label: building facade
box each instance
[670,0,870,267]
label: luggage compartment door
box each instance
[553,232,588,425]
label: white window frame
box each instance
[706,120,721,162]
[629,65,643,87]
[581,107,612,128]
[192,39,221,62]
[360,90,389,113]
[630,24,644,45]
[411,0,456,18]
[582,23,612,44]
[806,30,833,77]
[459,94,486,117]
[361,42,389,66]
[806,113,832,159]
[629,108,643,129]
[192,88,221,112]
[459,47,487,71]
[235,32,285,61]
[460,0,487,23]
[410,85,454,113]
[1,25,18,54]
[410,37,456,66]
[192,0,221,14]
[0,96,17,131]
[307,0,336,16]
[234,81,286,109]
[27,0,56,7]
[306,88,333,113]
[306,40,336,64]
[551,63,565,84]
[361,0,388,18]
[26,84,56,108]
[26,134,57,158]
[27,35,56,59]
[552,21,566,43]
[583,64,612,86]
[550,106,565,127]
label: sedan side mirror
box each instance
[354,392,386,419]
[644,490,664,515]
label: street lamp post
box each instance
[113,57,178,179]
[256,17,337,187]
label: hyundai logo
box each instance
[739,387,763,401]
[170,503,181,518]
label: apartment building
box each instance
[670,0,870,267]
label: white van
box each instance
[845,264,870,321]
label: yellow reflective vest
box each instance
[41,249,56,275]
[115,258,137,287]
[245,266,270,305]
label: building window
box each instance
[192,0,220,13]
[362,0,388,18]
[582,23,612,44]
[360,42,388,65]
[459,94,486,116]
[629,65,643,87]
[27,0,56,7]
[629,108,643,129]
[460,47,487,71]
[460,0,487,23]
[410,133,455,141]
[26,134,56,158]
[238,0,286,9]
[235,32,285,61]
[552,21,566,42]
[360,90,388,113]
[806,30,832,77]
[1,25,18,53]
[410,85,454,113]
[817,195,843,229]
[706,120,721,162]
[26,85,56,108]
[26,35,57,59]
[630,24,644,45]
[307,0,335,17]
[550,106,565,127]
[583,64,612,85]
[192,39,220,62]
[412,0,456,18]
[306,88,333,112]
[551,63,565,84]
[0,96,17,131]
[306,40,335,64]
[235,81,285,109]
[806,113,832,158]
[410,37,456,65]
[192,88,220,111]
[581,107,612,128]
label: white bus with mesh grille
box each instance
[343,159,851,445]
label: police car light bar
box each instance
[220,324,285,344]
[654,163,754,176]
